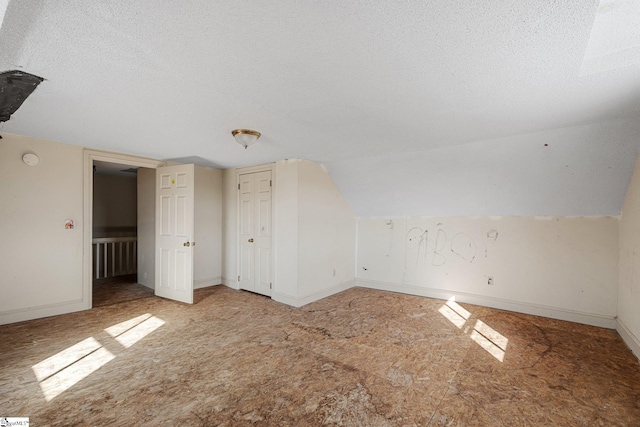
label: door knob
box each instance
[248,238,254,243]
[183,242,191,247]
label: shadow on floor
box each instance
[92,274,155,308]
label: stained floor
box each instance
[1,286,639,426]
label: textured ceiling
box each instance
[2,0,640,216]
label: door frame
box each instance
[83,149,165,309]
[236,163,275,295]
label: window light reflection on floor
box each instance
[109,315,165,348]
[438,297,471,329]
[438,297,509,362]
[470,319,508,362]
[32,313,165,401]
[32,337,115,401]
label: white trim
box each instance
[271,292,300,307]
[356,279,617,329]
[83,149,165,313]
[236,163,275,296]
[194,277,221,289]
[236,163,276,175]
[617,318,640,360]
[0,299,86,325]
[272,279,356,307]
[221,276,239,289]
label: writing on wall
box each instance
[405,225,484,269]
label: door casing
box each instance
[236,164,275,297]
[83,149,165,309]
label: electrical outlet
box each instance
[487,276,494,286]
[332,269,336,277]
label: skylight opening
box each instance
[581,0,640,75]
[0,0,8,30]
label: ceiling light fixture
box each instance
[232,129,261,149]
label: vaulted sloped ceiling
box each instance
[1,0,640,216]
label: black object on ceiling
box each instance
[0,70,44,123]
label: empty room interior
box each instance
[2,1,640,425]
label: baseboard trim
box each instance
[194,277,221,289]
[617,318,640,360]
[271,291,299,307]
[356,279,616,329]
[221,276,239,289]
[272,279,356,308]
[0,299,90,326]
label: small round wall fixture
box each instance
[22,152,39,166]
[232,129,261,149]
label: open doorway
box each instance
[83,150,165,310]
[92,161,154,307]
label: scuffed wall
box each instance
[357,216,618,328]
[0,134,86,324]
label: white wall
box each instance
[93,174,137,237]
[296,160,356,304]
[357,216,619,328]
[137,168,155,288]
[221,168,238,288]
[273,160,300,301]
[222,159,357,306]
[618,154,640,358]
[194,166,222,288]
[0,134,86,324]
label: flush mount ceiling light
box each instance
[232,129,261,149]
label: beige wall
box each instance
[357,216,619,328]
[0,134,87,324]
[93,174,137,237]
[137,168,155,288]
[194,166,222,287]
[273,160,300,300]
[221,168,238,288]
[296,160,356,303]
[619,154,640,358]
[222,159,357,306]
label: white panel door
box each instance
[238,171,272,296]
[155,164,195,304]
[238,173,255,292]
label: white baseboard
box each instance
[193,277,221,289]
[617,318,640,360]
[356,279,616,329]
[0,299,90,326]
[221,276,239,289]
[272,279,356,308]
[271,291,299,307]
[139,281,154,290]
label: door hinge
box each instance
[238,183,240,190]
[270,282,272,289]
[238,275,240,281]
[270,179,272,187]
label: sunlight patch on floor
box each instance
[438,297,471,329]
[32,314,165,401]
[111,316,165,348]
[37,347,115,401]
[105,313,153,337]
[470,319,508,362]
[438,297,508,362]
